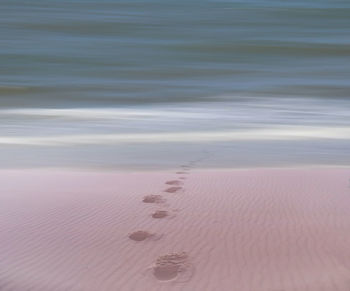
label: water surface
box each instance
[1,0,349,169]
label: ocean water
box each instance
[1,0,349,169]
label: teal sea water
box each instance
[1,0,350,169]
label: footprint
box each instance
[128,230,163,242]
[179,177,186,180]
[152,210,168,219]
[165,180,183,186]
[143,195,164,203]
[164,186,182,193]
[151,252,194,282]
[176,171,187,174]
[128,231,153,241]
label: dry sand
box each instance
[1,167,350,291]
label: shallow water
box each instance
[1,0,349,169]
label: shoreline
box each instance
[1,163,350,172]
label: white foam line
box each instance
[0,108,209,120]
[0,126,350,146]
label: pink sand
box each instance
[1,168,350,290]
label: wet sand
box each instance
[1,167,350,291]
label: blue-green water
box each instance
[1,0,350,169]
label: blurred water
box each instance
[0,0,349,169]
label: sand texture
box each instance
[1,167,350,291]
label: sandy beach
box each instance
[2,1,350,290]
[1,166,350,291]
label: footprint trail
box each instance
[128,151,210,285]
